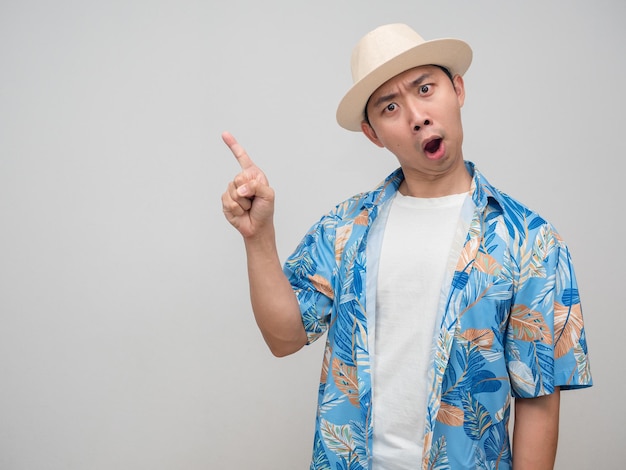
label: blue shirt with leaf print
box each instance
[283,162,592,470]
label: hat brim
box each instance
[336,38,472,131]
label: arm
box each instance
[512,387,560,470]
[221,132,307,357]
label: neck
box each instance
[399,162,471,198]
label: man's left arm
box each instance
[512,387,561,470]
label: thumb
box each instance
[237,175,274,201]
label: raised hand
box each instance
[220,131,307,355]
[221,131,275,239]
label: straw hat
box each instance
[336,24,473,131]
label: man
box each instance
[221,24,592,470]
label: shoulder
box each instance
[474,167,558,240]
[471,168,574,271]
[319,168,403,224]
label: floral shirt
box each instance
[283,162,592,470]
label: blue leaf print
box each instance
[470,369,502,394]
[350,419,369,466]
[562,288,580,306]
[499,196,530,245]
[503,217,516,243]
[350,457,366,470]
[312,431,331,469]
[484,232,496,249]
[332,301,360,366]
[580,328,589,354]
[462,392,493,441]
[528,215,546,230]
[359,390,372,423]
[456,349,467,371]
[443,388,462,404]
[485,210,500,223]
[302,306,326,338]
[286,249,317,279]
[473,447,492,470]
[526,341,555,395]
[335,460,347,470]
[451,271,469,290]
[465,346,487,382]
[334,455,365,470]
[484,420,511,464]
[483,216,497,238]
[352,261,364,298]
[442,361,457,396]
[427,436,450,470]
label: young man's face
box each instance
[361,65,466,183]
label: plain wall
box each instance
[1,0,623,468]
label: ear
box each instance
[453,74,466,107]
[361,121,384,148]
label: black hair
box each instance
[362,65,454,126]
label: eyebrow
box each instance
[370,72,432,109]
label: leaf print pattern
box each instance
[508,305,553,343]
[335,225,353,263]
[354,209,369,226]
[426,436,450,470]
[320,344,332,385]
[529,224,555,278]
[311,431,332,469]
[332,358,360,407]
[484,420,511,465]
[320,419,355,459]
[437,402,464,426]
[455,235,479,274]
[554,301,584,359]
[573,340,592,385]
[283,163,591,470]
[462,392,493,440]
[507,360,536,396]
[474,251,501,276]
[310,274,334,301]
[460,328,495,351]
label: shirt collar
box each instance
[362,161,504,215]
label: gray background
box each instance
[1,0,622,468]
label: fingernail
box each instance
[237,185,248,197]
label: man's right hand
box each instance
[221,131,275,239]
[220,131,307,357]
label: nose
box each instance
[407,99,431,132]
[413,119,431,132]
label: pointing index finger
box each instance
[222,131,255,170]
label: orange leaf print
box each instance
[309,274,334,300]
[355,209,369,226]
[474,252,501,275]
[456,237,479,272]
[509,305,553,344]
[437,402,464,426]
[335,224,353,263]
[320,346,332,384]
[460,328,495,350]
[332,358,360,407]
[554,302,584,359]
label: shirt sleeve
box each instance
[283,215,337,345]
[505,224,592,398]
[551,238,593,390]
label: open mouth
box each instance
[424,137,442,155]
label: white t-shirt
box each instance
[372,191,467,469]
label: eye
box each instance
[419,84,431,94]
[385,103,397,112]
